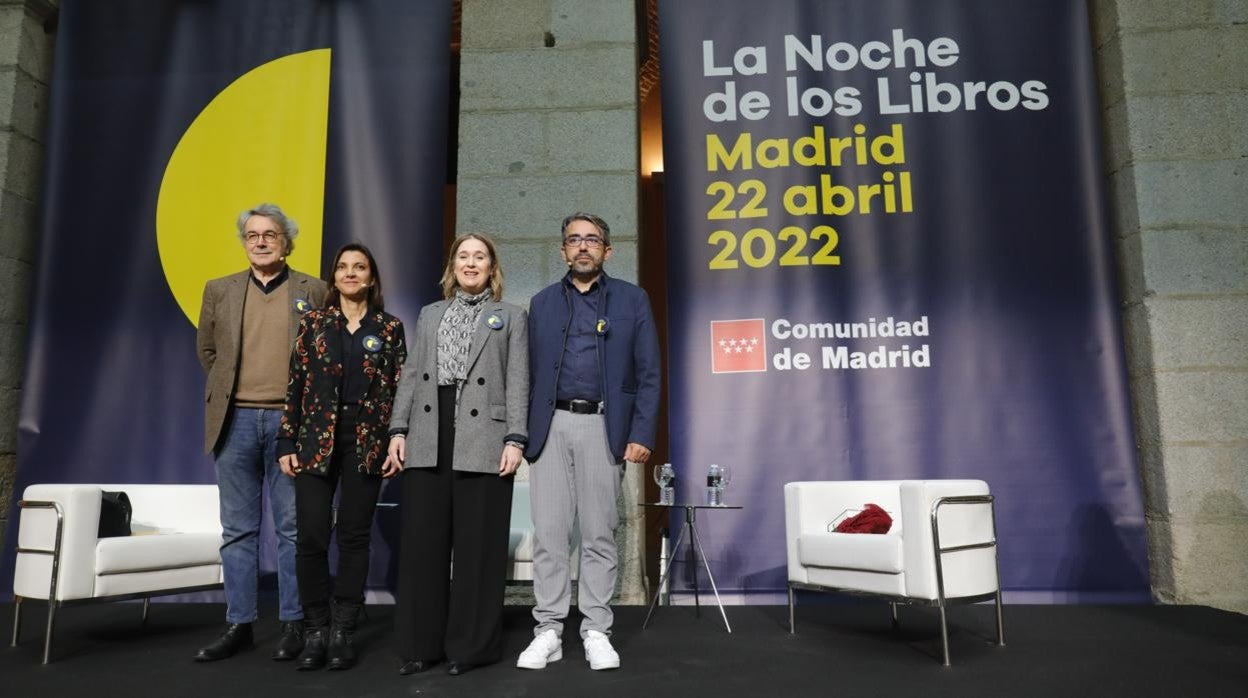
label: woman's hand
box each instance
[382,435,406,478]
[278,454,300,477]
[498,443,523,477]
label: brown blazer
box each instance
[197,268,328,454]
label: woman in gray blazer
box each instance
[385,233,529,676]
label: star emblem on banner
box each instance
[710,318,767,373]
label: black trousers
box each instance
[294,410,383,608]
[394,385,514,665]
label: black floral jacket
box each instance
[278,306,407,476]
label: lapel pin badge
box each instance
[294,298,312,313]
[363,335,383,352]
[486,314,504,330]
[596,318,610,336]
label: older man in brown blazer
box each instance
[194,203,327,663]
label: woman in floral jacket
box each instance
[277,242,406,671]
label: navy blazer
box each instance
[526,272,661,462]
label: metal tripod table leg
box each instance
[688,513,732,633]
[641,505,732,633]
[643,518,688,629]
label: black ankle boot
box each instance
[296,605,330,671]
[327,600,362,671]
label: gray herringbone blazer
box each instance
[389,299,529,473]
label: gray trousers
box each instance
[530,409,623,639]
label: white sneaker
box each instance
[516,629,562,670]
[583,630,620,670]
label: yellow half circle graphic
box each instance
[157,49,332,327]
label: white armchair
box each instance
[509,481,537,581]
[784,480,1004,665]
[11,484,224,663]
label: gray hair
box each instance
[560,212,610,247]
[236,203,299,254]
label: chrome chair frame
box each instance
[788,494,1005,666]
[10,498,224,664]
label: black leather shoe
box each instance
[296,627,328,671]
[271,621,305,661]
[194,623,253,662]
[398,659,439,675]
[446,661,476,676]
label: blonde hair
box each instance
[440,233,504,300]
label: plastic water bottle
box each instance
[707,464,723,506]
[661,479,675,505]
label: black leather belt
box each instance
[556,399,604,414]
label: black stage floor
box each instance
[3,601,1246,697]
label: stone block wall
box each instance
[0,0,55,552]
[457,0,645,605]
[1091,0,1248,612]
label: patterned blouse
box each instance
[436,288,490,387]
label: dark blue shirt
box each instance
[555,274,603,402]
[339,311,381,406]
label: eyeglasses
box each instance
[563,235,605,248]
[244,231,282,245]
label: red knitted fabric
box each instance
[833,503,893,533]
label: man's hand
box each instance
[278,454,299,477]
[499,443,523,476]
[624,442,652,464]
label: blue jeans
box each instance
[214,407,302,623]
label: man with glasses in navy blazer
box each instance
[517,212,661,672]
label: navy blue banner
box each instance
[660,0,1148,598]
[3,0,449,597]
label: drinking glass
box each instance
[653,463,675,504]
